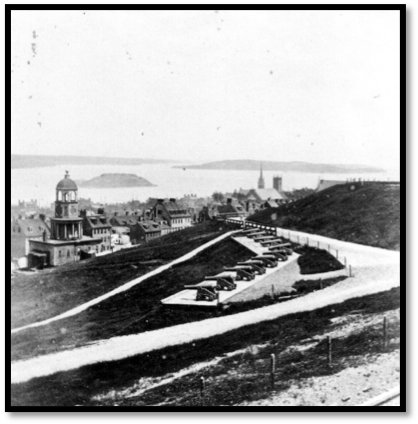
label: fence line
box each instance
[196,316,394,405]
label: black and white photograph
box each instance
[8,6,403,410]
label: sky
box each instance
[11,9,400,169]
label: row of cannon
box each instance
[184,228,294,302]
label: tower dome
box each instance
[56,171,78,190]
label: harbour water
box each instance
[11,163,400,207]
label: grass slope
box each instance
[11,287,400,406]
[295,246,345,275]
[11,238,253,361]
[248,183,400,250]
[11,221,236,329]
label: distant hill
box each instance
[173,160,384,173]
[248,182,400,250]
[77,173,156,188]
[11,154,171,169]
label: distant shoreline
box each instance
[173,160,385,174]
[11,154,176,170]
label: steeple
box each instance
[258,163,265,189]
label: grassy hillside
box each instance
[11,238,254,361]
[11,287,399,406]
[11,221,237,329]
[248,183,400,250]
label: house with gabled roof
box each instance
[150,198,192,231]
[11,217,51,258]
[130,220,162,245]
[80,209,112,254]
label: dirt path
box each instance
[11,228,399,384]
[11,230,238,335]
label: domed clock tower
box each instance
[50,171,83,240]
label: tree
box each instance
[212,192,224,203]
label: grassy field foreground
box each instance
[11,287,400,406]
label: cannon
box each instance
[184,282,218,302]
[269,245,293,255]
[237,260,266,275]
[261,251,288,261]
[224,266,255,281]
[268,242,292,249]
[260,238,284,246]
[252,255,278,268]
[204,273,237,291]
[253,235,276,242]
[247,231,266,239]
[239,229,261,235]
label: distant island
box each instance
[11,154,173,169]
[76,173,156,188]
[173,160,385,174]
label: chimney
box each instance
[39,213,46,222]
[157,198,164,203]
[43,229,47,242]
[114,212,118,216]
[125,211,130,216]
[227,198,232,204]
[169,198,176,203]
[98,207,105,215]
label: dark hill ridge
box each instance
[77,173,156,188]
[173,160,384,173]
[248,183,400,250]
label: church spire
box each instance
[258,162,265,189]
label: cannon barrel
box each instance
[205,275,234,282]
[184,282,217,290]
[253,235,275,240]
[247,232,266,238]
[238,260,265,266]
[225,266,255,272]
[269,242,291,248]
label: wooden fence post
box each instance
[271,285,275,301]
[349,265,352,277]
[327,336,332,367]
[336,250,339,259]
[317,241,320,249]
[383,317,388,350]
[270,353,276,390]
[320,280,323,290]
[200,376,205,405]
[344,257,347,268]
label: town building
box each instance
[109,212,141,229]
[11,217,50,259]
[240,167,288,211]
[130,220,162,245]
[28,171,101,268]
[80,209,112,254]
[150,198,192,231]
